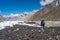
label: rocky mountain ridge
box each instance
[28,0,60,21]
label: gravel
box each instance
[0,25,60,40]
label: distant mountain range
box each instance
[0,15,6,22]
[28,0,60,21]
[0,13,34,22]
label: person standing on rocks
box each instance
[41,19,45,32]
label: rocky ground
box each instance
[0,24,60,40]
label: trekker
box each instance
[41,19,45,32]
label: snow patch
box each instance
[56,1,59,6]
[0,21,41,30]
[0,21,24,30]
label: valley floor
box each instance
[0,25,60,40]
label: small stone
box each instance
[38,30,41,32]
[9,37,11,39]
[17,35,19,36]
[13,28,19,32]
[8,30,11,32]
[56,35,60,40]
[24,38,29,40]
[26,39,29,40]
[31,30,34,32]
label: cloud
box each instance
[31,10,39,13]
[40,0,54,6]
[4,13,20,17]
[23,9,39,14]
[40,0,46,6]
[9,13,20,17]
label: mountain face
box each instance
[21,13,34,21]
[28,0,60,21]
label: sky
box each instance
[0,0,54,16]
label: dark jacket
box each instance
[41,20,45,26]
